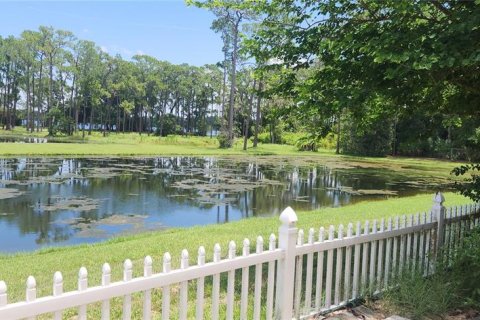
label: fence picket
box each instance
[334,225,344,306]
[294,230,304,318]
[369,221,377,291]
[26,276,36,320]
[451,207,458,249]
[315,227,325,309]
[376,219,384,292]
[78,268,87,320]
[304,228,315,312]
[101,263,111,320]
[162,253,171,320]
[53,272,63,320]
[253,236,264,320]
[459,206,465,240]
[0,281,6,307]
[412,214,419,272]
[392,217,400,278]
[123,259,133,320]
[325,226,335,308]
[212,244,221,320]
[240,239,250,320]
[143,256,153,320]
[418,213,426,274]
[361,220,370,291]
[196,248,205,320]
[406,215,413,270]
[399,216,406,274]
[226,241,236,320]
[179,250,189,320]
[266,234,276,320]
[344,223,353,302]
[352,222,361,299]
[424,213,432,276]
[384,218,392,288]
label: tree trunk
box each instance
[82,97,87,138]
[243,80,256,151]
[26,65,31,132]
[253,81,263,148]
[116,96,120,133]
[227,20,240,143]
[37,55,44,132]
[89,105,94,135]
[31,72,35,132]
[336,112,341,154]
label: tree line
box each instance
[2,1,479,162]
[0,26,265,144]
[191,0,480,161]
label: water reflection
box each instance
[0,157,441,252]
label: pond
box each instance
[0,156,450,252]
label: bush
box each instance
[217,132,233,149]
[450,226,480,307]
[155,114,181,136]
[341,113,393,157]
[383,226,480,319]
[296,135,318,151]
[383,268,458,319]
[47,107,74,136]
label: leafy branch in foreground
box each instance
[452,164,480,202]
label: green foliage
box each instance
[217,132,233,148]
[155,114,181,137]
[452,163,480,202]
[450,227,480,307]
[296,134,318,152]
[46,107,75,136]
[341,112,393,157]
[384,226,480,319]
[245,0,480,159]
[254,132,272,144]
[383,268,458,319]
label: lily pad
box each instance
[0,188,24,200]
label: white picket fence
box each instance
[0,193,478,319]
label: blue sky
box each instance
[0,0,224,66]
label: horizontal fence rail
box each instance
[0,193,478,319]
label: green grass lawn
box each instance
[0,128,463,181]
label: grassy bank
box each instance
[0,128,463,181]
[0,193,471,306]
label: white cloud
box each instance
[100,46,109,53]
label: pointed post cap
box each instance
[433,192,445,205]
[279,206,298,227]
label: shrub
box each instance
[383,226,480,319]
[296,135,318,151]
[217,132,233,149]
[450,226,480,308]
[383,268,458,320]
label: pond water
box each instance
[0,156,449,252]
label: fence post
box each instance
[432,192,446,255]
[275,206,298,320]
[0,281,7,307]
